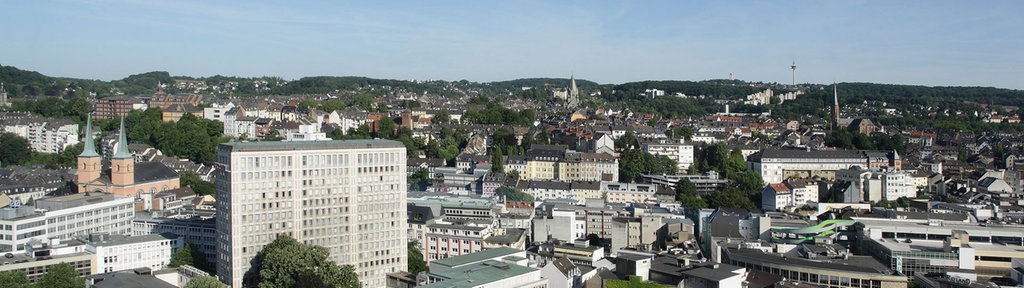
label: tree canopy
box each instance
[170,244,214,274]
[255,234,359,288]
[408,241,427,274]
[0,270,31,288]
[36,263,85,288]
[185,276,227,288]
[618,149,677,183]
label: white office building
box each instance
[0,192,134,253]
[215,140,407,288]
[84,233,182,274]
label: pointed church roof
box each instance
[570,75,578,93]
[112,116,132,159]
[79,115,100,157]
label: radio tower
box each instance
[790,61,797,86]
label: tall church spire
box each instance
[832,82,840,130]
[79,115,99,157]
[112,116,132,159]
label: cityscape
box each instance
[2,1,1023,288]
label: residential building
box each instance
[214,140,407,288]
[0,116,79,153]
[641,138,695,172]
[761,179,819,212]
[203,102,235,122]
[610,216,664,254]
[93,97,138,120]
[602,181,659,205]
[836,166,916,202]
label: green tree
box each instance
[352,93,375,111]
[618,149,677,183]
[606,275,670,288]
[433,109,451,125]
[170,244,213,274]
[36,263,85,288]
[707,187,756,209]
[0,270,31,288]
[408,168,431,190]
[0,133,32,167]
[491,148,505,173]
[376,116,396,139]
[676,179,698,198]
[408,240,427,274]
[255,234,358,288]
[496,187,533,202]
[170,244,195,268]
[180,171,215,196]
[185,275,227,288]
[615,131,637,150]
[675,179,707,208]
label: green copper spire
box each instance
[112,116,132,159]
[79,114,99,157]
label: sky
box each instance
[1,0,1022,89]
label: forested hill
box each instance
[2,64,1023,105]
[486,78,601,90]
[832,82,1024,106]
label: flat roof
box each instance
[681,267,741,281]
[726,248,892,275]
[855,217,1024,236]
[219,139,403,152]
[430,247,523,268]
[421,260,537,288]
[873,238,1024,254]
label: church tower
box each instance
[832,82,840,130]
[77,115,101,192]
[567,75,580,108]
[110,116,134,186]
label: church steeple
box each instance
[77,114,102,192]
[112,116,132,159]
[110,116,135,186]
[832,82,840,130]
[79,115,99,157]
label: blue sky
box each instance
[2,0,1022,89]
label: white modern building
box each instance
[215,140,407,288]
[836,166,916,202]
[640,139,695,172]
[203,102,235,122]
[284,124,329,141]
[84,233,183,274]
[0,192,134,253]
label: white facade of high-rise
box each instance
[215,140,407,288]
